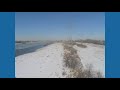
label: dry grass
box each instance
[73,64,103,78]
[63,42,103,78]
[64,50,81,69]
[63,43,82,69]
[62,71,67,76]
[96,72,103,78]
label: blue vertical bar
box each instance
[106,12,120,78]
[0,12,15,78]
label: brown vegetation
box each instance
[63,42,103,78]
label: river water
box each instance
[15,41,52,57]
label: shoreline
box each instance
[15,43,52,57]
[15,42,105,78]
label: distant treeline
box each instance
[16,41,37,44]
[16,39,105,45]
[75,39,105,45]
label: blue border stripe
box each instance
[1,12,120,78]
[106,12,120,78]
[0,12,15,78]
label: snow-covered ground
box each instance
[16,42,105,78]
[15,43,66,78]
[73,43,105,77]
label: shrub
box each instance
[76,43,87,48]
[63,43,81,69]
[79,39,105,45]
[63,42,103,78]
[64,53,80,69]
[74,64,103,78]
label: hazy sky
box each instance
[15,12,105,41]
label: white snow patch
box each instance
[73,43,105,77]
[15,43,66,78]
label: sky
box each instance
[15,12,105,41]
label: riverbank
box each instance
[15,43,66,78]
[15,42,105,78]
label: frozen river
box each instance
[15,41,52,57]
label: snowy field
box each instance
[15,43,66,78]
[15,42,105,78]
[74,42,105,77]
